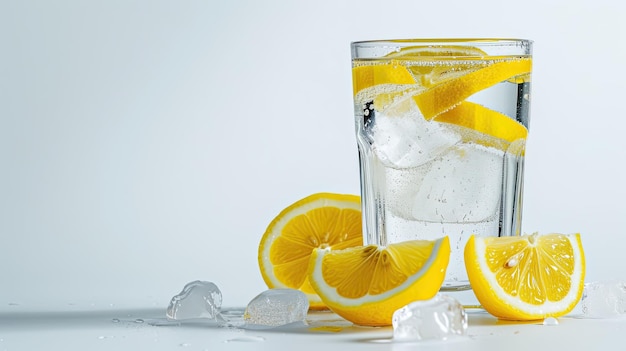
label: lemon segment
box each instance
[308,237,450,326]
[464,233,585,320]
[258,193,362,310]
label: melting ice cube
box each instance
[368,96,461,169]
[581,281,626,318]
[166,281,222,320]
[392,294,468,341]
[244,289,309,327]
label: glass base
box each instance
[440,283,472,292]
[438,286,482,309]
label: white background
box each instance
[1,0,624,311]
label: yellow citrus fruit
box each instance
[258,193,362,310]
[464,233,585,320]
[308,236,450,326]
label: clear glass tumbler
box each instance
[351,39,532,290]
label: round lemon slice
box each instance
[308,237,450,326]
[464,233,585,320]
[258,193,362,310]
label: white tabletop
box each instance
[2,304,623,351]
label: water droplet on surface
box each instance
[135,319,145,324]
[309,326,344,333]
[543,317,558,326]
[111,318,120,323]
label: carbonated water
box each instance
[354,50,531,289]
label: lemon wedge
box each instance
[308,237,450,326]
[464,233,585,320]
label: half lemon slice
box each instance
[258,193,362,310]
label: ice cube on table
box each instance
[244,289,309,327]
[166,281,222,320]
[368,96,461,169]
[392,294,468,341]
[581,281,626,318]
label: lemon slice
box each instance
[385,46,488,87]
[352,51,531,145]
[352,63,415,97]
[464,233,585,320]
[384,45,488,59]
[308,237,450,326]
[258,193,362,310]
[413,57,531,120]
[434,101,528,144]
[352,45,488,97]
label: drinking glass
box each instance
[351,38,532,290]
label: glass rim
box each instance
[351,38,533,46]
